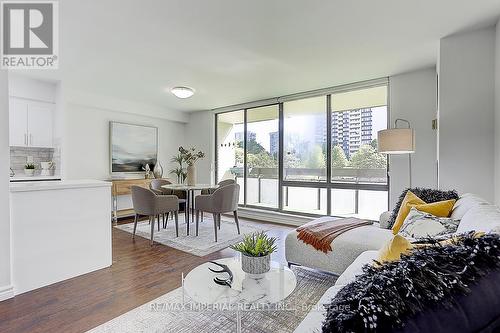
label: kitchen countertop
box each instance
[10,175,61,182]
[10,179,112,192]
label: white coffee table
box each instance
[183,257,297,305]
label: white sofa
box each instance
[292,193,500,332]
[285,193,500,276]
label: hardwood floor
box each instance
[0,217,293,333]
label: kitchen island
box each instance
[9,180,112,295]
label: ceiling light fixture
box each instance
[171,86,195,99]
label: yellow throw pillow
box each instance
[377,234,413,263]
[414,199,456,218]
[392,192,456,235]
[392,191,426,234]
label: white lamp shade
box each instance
[377,128,415,154]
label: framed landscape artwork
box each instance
[110,122,158,173]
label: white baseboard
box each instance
[0,285,14,302]
[235,207,313,227]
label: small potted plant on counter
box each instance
[24,163,36,176]
[230,231,277,276]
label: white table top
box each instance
[183,257,297,305]
[162,183,218,190]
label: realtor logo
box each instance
[1,1,58,69]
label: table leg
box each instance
[186,190,190,235]
[191,189,195,223]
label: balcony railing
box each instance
[230,167,388,218]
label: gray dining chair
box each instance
[199,178,236,222]
[149,179,173,195]
[195,183,240,242]
[150,179,188,225]
[131,186,180,245]
[200,178,236,195]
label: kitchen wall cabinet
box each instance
[9,98,54,148]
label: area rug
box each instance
[87,266,337,333]
[115,215,270,256]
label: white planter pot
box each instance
[24,169,35,176]
[241,253,271,275]
[186,165,196,185]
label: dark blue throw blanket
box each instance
[322,233,500,333]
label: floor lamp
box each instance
[377,118,415,187]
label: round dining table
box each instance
[161,183,219,235]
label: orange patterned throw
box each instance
[296,217,373,253]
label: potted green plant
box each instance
[169,153,187,184]
[24,163,36,176]
[178,146,205,185]
[230,231,277,275]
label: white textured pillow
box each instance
[399,208,460,238]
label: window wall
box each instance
[216,110,244,204]
[283,96,327,182]
[215,80,389,220]
[246,105,279,208]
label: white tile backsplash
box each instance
[10,147,56,175]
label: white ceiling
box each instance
[16,0,500,113]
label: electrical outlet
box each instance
[27,156,34,163]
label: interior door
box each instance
[27,102,53,148]
[9,98,28,147]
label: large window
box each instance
[283,96,327,182]
[329,86,388,218]
[216,110,244,204]
[246,105,279,208]
[215,80,389,219]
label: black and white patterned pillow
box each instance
[399,207,460,239]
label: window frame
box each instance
[214,79,390,218]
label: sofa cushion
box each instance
[399,208,460,239]
[321,233,500,332]
[285,225,392,275]
[392,191,426,233]
[379,211,392,229]
[293,250,378,333]
[394,269,500,333]
[456,204,500,233]
[388,188,459,229]
[450,193,489,219]
[377,234,413,263]
[335,250,378,286]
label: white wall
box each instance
[438,27,495,201]
[185,111,215,183]
[495,19,500,206]
[63,100,187,180]
[389,68,438,208]
[0,70,13,301]
[8,74,56,103]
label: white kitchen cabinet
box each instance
[9,99,28,146]
[27,102,53,147]
[9,98,54,148]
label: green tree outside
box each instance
[331,145,349,168]
[350,144,386,169]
